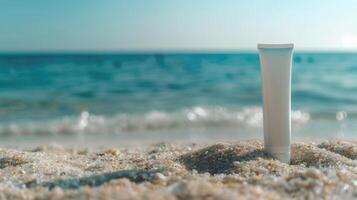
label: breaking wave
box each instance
[0,106,310,136]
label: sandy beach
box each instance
[3,0,357,199]
[0,139,355,200]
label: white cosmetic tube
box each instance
[258,43,294,163]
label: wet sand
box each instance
[0,140,356,199]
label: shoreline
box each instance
[0,139,356,199]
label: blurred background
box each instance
[0,0,357,147]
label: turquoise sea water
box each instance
[0,53,356,145]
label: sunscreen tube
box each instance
[258,43,294,163]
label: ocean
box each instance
[0,53,356,146]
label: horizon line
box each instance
[1,48,357,55]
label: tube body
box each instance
[258,44,293,163]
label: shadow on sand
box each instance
[24,169,164,190]
[180,143,273,174]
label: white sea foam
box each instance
[0,106,310,136]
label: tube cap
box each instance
[257,43,294,49]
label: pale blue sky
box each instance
[1,0,357,52]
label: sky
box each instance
[1,0,357,52]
